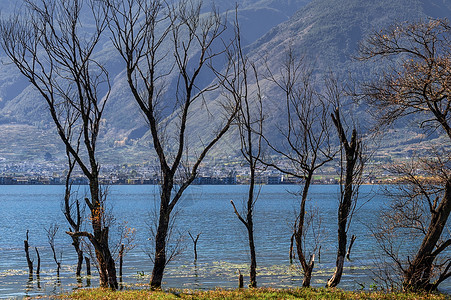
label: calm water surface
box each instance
[0,184,448,298]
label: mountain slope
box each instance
[180,0,451,160]
[0,0,311,164]
[0,0,450,164]
[250,0,449,75]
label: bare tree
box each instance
[105,0,238,288]
[113,222,136,283]
[46,224,62,277]
[325,76,365,287]
[262,51,334,287]
[373,153,451,291]
[218,14,263,288]
[359,18,451,291]
[0,0,118,289]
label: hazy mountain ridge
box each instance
[0,0,312,164]
[251,0,439,75]
[0,0,449,164]
[183,0,451,160]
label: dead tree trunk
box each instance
[85,257,91,276]
[150,184,172,289]
[358,19,451,291]
[119,244,124,280]
[24,230,33,276]
[74,239,83,277]
[188,232,201,261]
[231,193,258,288]
[295,174,316,287]
[35,247,40,275]
[238,270,244,288]
[68,189,118,289]
[63,158,84,277]
[302,255,315,287]
[248,224,257,288]
[47,224,62,277]
[403,180,451,291]
[88,186,118,289]
[260,49,333,288]
[327,107,362,288]
[0,0,118,289]
[221,12,262,288]
[106,0,238,289]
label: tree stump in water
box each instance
[85,257,91,276]
[24,230,33,275]
[238,270,244,288]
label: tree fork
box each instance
[188,232,201,261]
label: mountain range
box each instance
[0,0,449,165]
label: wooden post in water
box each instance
[238,270,244,288]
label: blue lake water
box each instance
[0,184,448,298]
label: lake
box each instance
[0,184,449,298]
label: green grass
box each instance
[63,287,449,300]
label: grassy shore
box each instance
[63,287,449,299]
